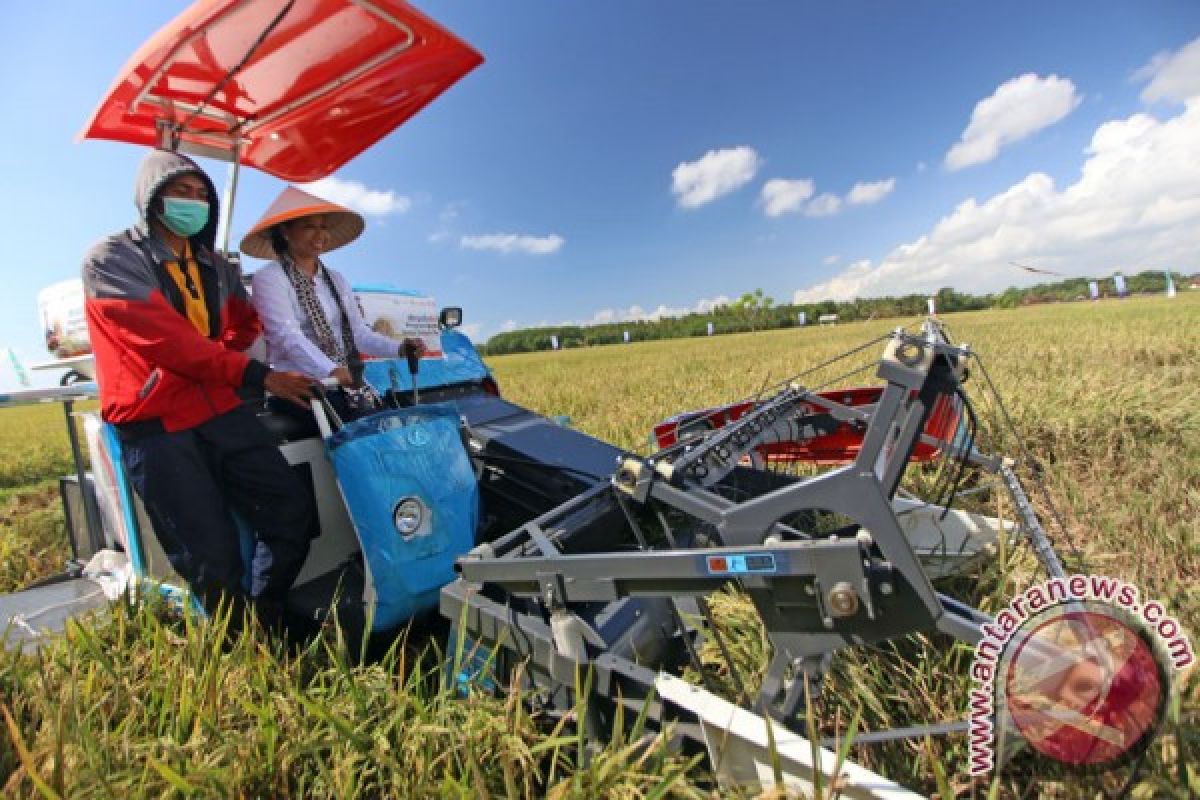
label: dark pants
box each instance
[121,405,314,631]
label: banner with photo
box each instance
[354,290,444,358]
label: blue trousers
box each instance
[121,405,314,629]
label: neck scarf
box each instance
[281,257,358,371]
[281,256,384,416]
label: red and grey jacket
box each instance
[82,150,269,437]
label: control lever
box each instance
[309,379,344,437]
[403,340,421,406]
[387,367,403,409]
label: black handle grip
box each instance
[403,341,421,376]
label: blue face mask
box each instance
[157,197,210,237]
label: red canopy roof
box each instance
[79,0,482,182]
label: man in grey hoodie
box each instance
[82,148,317,633]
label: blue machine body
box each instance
[326,404,479,631]
[350,285,491,396]
[361,329,491,396]
[49,291,492,633]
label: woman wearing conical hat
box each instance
[242,186,423,422]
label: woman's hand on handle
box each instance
[400,338,426,359]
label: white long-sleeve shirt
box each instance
[250,261,401,378]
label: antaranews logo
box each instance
[968,574,1193,776]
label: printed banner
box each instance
[354,290,444,358]
[39,279,90,358]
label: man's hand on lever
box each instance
[264,369,316,407]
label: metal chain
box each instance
[970,352,1089,572]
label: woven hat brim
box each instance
[239,206,365,259]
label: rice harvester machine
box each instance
[0,1,1079,795]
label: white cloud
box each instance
[693,295,731,313]
[582,295,731,326]
[846,177,896,206]
[824,254,841,266]
[1136,35,1200,104]
[795,98,1200,303]
[491,295,736,339]
[760,177,894,218]
[299,176,411,214]
[460,233,565,255]
[428,202,464,244]
[760,178,815,217]
[944,73,1081,170]
[804,193,842,217]
[459,323,483,341]
[672,146,761,208]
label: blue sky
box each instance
[2,1,1199,390]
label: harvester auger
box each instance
[443,320,1071,795]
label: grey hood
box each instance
[133,149,221,252]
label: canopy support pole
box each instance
[217,140,241,257]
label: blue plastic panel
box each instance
[327,404,478,631]
[361,330,491,396]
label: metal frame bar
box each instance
[136,0,417,164]
[62,400,103,559]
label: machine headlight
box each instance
[393,497,425,536]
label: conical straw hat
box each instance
[239,185,365,259]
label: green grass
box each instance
[0,402,93,491]
[1,602,705,799]
[0,295,1197,797]
[0,400,96,595]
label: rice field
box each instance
[0,293,1197,797]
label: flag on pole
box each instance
[623,330,630,343]
[706,321,714,336]
[1088,281,1099,300]
[6,349,31,388]
[1113,273,1127,298]
[797,311,806,326]
[550,334,559,350]
[927,297,937,316]
[1165,271,1177,298]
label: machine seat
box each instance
[256,410,319,445]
